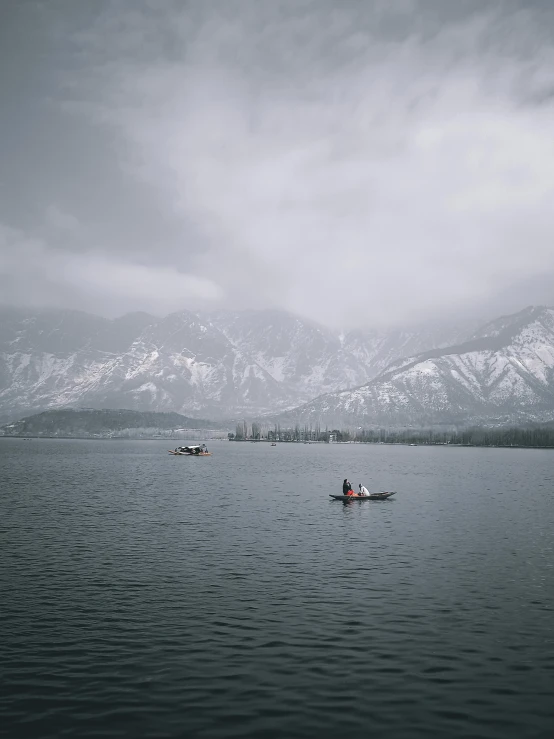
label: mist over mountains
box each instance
[275,306,554,428]
[0,305,477,424]
[1,304,553,428]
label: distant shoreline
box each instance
[3,436,553,449]
[231,439,554,450]
[0,435,227,441]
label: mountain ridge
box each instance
[0,306,478,423]
[271,306,554,428]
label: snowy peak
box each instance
[277,307,554,427]
[0,307,297,421]
[210,309,342,392]
[470,306,552,341]
[208,309,477,398]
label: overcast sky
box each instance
[1,0,554,328]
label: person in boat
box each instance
[343,479,354,496]
[358,484,370,497]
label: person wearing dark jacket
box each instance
[342,479,353,496]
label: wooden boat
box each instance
[169,451,212,456]
[168,445,212,456]
[330,492,395,501]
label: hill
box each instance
[0,408,224,438]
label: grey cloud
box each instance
[1,1,554,327]
[0,224,221,316]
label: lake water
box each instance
[1,439,554,739]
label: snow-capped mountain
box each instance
[0,306,476,422]
[0,308,292,422]
[275,306,554,428]
[208,310,477,397]
[339,322,476,382]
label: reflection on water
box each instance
[1,439,553,738]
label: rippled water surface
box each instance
[1,439,554,738]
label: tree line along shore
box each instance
[230,424,554,448]
[2,409,554,448]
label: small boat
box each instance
[169,445,212,456]
[271,443,277,446]
[330,492,396,501]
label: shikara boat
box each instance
[329,492,396,501]
[168,445,212,456]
